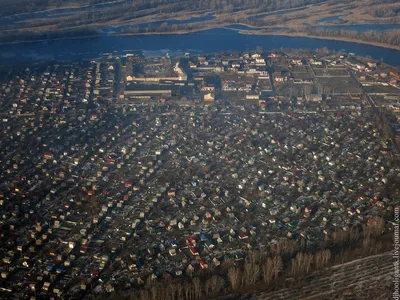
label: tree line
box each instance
[281,27,400,47]
[0,27,99,44]
[364,2,400,18]
[306,28,400,47]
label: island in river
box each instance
[0,0,399,51]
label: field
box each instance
[313,67,350,78]
[318,77,362,94]
[365,84,400,94]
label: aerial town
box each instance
[0,49,399,299]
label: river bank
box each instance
[242,30,400,51]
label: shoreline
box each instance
[0,25,399,53]
[241,30,400,51]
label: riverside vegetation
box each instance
[0,0,400,48]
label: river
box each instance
[0,28,399,66]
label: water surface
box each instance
[0,28,399,65]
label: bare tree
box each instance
[349,226,360,242]
[176,283,184,300]
[314,249,331,269]
[150,282,160,300]
[183,281,194,300]
[145,276,153,289]
[139,289,150,300]
[274,239,297,255]
[205,275,225,296]
[227,267,241,291]
[192,277,202,299]
[262,256,282,283]
[272,256,282,280]
[242,252,260,287]
[166,284,177,300]
[291,252,313,277]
